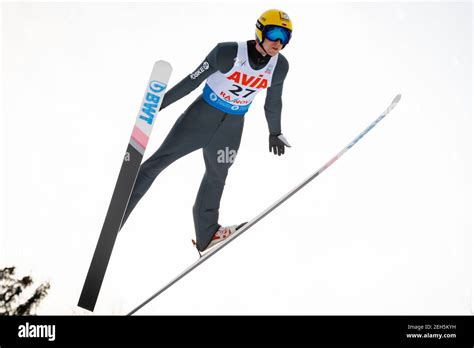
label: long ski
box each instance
[127,94,402,315]
[78,60,172,312]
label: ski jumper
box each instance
[120,40,289,251]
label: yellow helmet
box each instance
[255,9,293,46]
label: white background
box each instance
[1,1,472,315]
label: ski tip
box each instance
[392,94,402,104]
[155,60,172,70]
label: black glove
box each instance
[269,133,291,156]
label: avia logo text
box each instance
[227,72,268,89]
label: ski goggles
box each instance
[264,25,292,45]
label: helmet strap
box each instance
[255,20,269,55]
[255,39,268,56]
